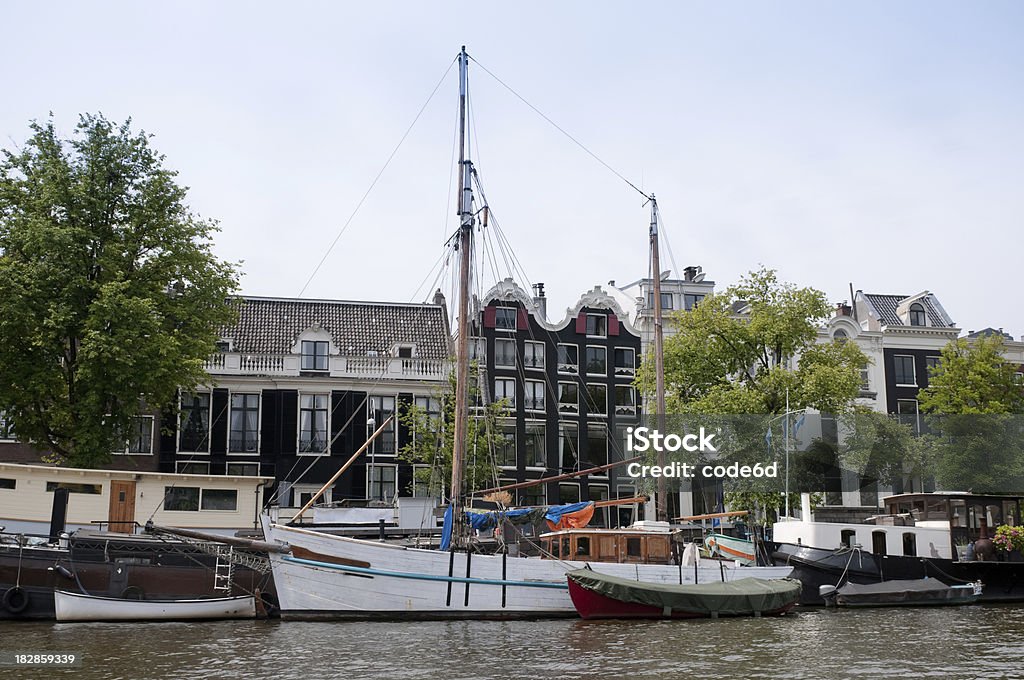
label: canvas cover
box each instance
[567,569,802,615]
[834,578,968,605]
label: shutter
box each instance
[608,313,620,336]
[484,306,496,328]
[280,391,298,454]
[517,307,529,330]
[575,312,587,334]
[211,389,229,455]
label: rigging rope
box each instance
[297,56,458,298]
[469,55,648,201]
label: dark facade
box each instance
[478,282,642,526]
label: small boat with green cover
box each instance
[566,568,802,620]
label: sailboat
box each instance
[259,47,792,619]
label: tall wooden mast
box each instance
[449,46,475,546]
[649,195,669,522]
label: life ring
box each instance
[2,586,29,614]
[120,586,145,600]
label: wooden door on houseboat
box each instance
[108,480,137,533]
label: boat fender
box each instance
[121,586,145,600]
[2,586,29,614]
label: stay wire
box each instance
[469,55,648,201]
[297,56,458,298]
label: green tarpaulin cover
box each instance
[567,569,802,616]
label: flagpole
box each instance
[785,387,790,520]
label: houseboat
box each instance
[772,492,1024,605]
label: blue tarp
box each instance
[439,501,596,551]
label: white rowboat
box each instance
[54,590,256,622]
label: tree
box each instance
[639,268,869,509]
[0,114,239,467]
[649,267,867,416]
[398,369,512,499]
[919,335,1024,415]
[916,335,1024,492]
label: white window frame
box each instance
[557,343,579,374]
[893,355,917,387]
[614,386,636,415]
[175,461,210,475]
[367,463,398,502]
[614,347,636,377]
[497,424,517,468]
[558,381,579,414]
[179,392,212,455]
[585,346,607,376]
[494,338,516,368]
[292,483,332,508]
[494,307,517,331]
[524,380,546,412]
[586,383,608,416]
[524,421,546,469]
[298,393,331,455]
[228,392,261,455]
[113,415,155,455]
[300,339,330,371]
[585,313,607,338]
[494,378,516,408]
[523,341,545,370]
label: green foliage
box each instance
[0,114,239,467]
[919,335,1024,415]
[724,490,822,526]
[398,369,511,498]
[645,267,867,416]
[839,409,932,487]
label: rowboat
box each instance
[54,590,256,622]
[703,533,756,565]
[566,568,802,619]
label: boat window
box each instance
[1004,501,1019,527]
[986,504,1002,527]
[0,478,15,490]
[840,529,856,548]
[872,530,887,556]
[576,536,590,557]
[925,498,947,521]
[902,533,917,557]
[950,499,966,527]
[625,537,641,558]
[561,537,571,559]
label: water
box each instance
[3,605,1024,680]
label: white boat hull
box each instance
[54,591,257,622]
[263,521,794,619]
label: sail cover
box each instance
[567,569,802,616]
[440,502,597,550]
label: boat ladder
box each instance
[214,548,234,591]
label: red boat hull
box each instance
[566,578,798,620]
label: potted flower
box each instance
[993,525,1024,561]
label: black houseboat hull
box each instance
[773,543,1024,606]
[1,534,275,620]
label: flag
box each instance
[764,427,772,447]
[794,413,806,434]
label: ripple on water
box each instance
[1,604,1023,679]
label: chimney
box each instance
[531,282,547,321]
[836,301,852,317]
[432,288,446,307]
[683,266,699,282]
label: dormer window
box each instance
[301,340,330,371]
[833,329,848,342]
[495,307,517,330]
[586,314,607,337]
[909,303,926,327]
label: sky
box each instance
[3,1,1023,337]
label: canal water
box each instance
[3,605,1023,679]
